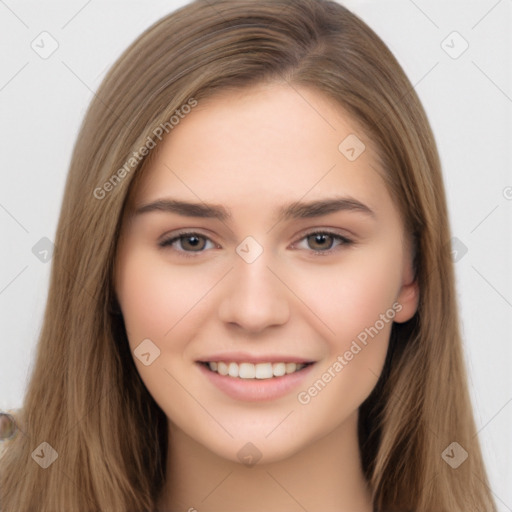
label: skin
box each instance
[114,82,419,512]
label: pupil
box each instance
[184,235,203,250]
[311,234,331,250]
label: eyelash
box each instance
[158,230,354,258]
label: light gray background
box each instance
[1,0,511,508]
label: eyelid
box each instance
[158,229,218,255]
[158,228,354,257]
[290,229,353,254]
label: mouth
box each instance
[196,358,316,402]
[200,361,313,379]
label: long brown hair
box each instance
[0,1,496,510]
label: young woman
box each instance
[0,0,496,510]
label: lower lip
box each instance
[197,362,315,402]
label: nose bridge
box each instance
[217,239,290,331]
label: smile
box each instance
[205,361,310,379]
[197,359,316,402]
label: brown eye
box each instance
[179,234,207,251]
[294,230,353,255]
[159,232,214,254]
[306,233,336,251]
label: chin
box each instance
[201,427,316,467]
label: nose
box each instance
[217,250,290,333]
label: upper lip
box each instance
[197,352,315,364]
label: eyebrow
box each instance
[133,196,375,223]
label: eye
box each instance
[158,229,353,258]
[293,230,353,255]
[159,231,216,256]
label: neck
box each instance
[156,411,373,512]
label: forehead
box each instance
[128,82,395,224]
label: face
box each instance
[114,82,418,464]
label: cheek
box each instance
[116,255,171,343]
[287,247,400,408]
[288,245,402,345]
[116,247,212,346]
[115,248,211,416]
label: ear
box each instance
[393,241,419,324]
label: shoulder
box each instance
[0,409,21,459]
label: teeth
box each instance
[273,362,286,377]
[286,362,297,374]
[207,361,307,379]
[228,362,239,377]
[239,362,256,379]
[255,363,273,379]
[217,362,228,376]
